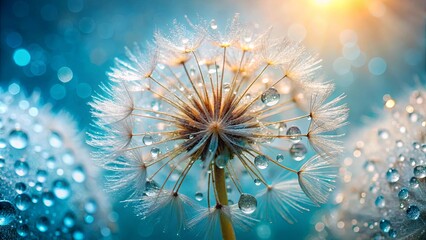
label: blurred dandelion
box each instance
[313,87,426,239]
[89,14,348,239]
[0,86,115,239]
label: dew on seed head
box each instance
[36,216,50,232]
[9,129,28,149]
[254,155,268,170]
[143,135,153,145]
[286,126,301,143]
[261,88,280,107]
[0,200,16,226]
[385,168,399,183]
[413,165,425,178]
[406,205,420,220]
[14,160,29,177]
[238,193,257,214]
[49,131,63,148]
[52,179,71,200]
[379,219,391,233]
[14,194,31,211]
[195,192,203,201]
[290,143,307,161]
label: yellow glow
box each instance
[315,0,331,5]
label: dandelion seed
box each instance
[89,14,347,239]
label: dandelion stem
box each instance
[213,165,236,240]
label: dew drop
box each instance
[210,19,217,30]
[363,160,375,172]
[286,126,301,143]
[385,168,399,183]
[46,156,56,169]
[0,200,16,226]
[14,160,29,176]
[14,194,31,211]
[290,143,307,161]
[254,155,268,170]
[238,193,257,214]
[36,216,50,232]
[144,180,159,196]
[73,229,85,240]
[36,170,48,183]
[42,191,55,207]
[409,177,419,188]
[72,166,86,183]
[261,88,280,107]
[63,212,76,228]
[143,135,153,145]
[17,224,29,237]
[223,83,231,92]
[49,131,63,148]
[15,182,26,194]
[215,154,229,169]
[388,229,397,238]
[0,139,6,149]
[84,199,97,214]
[406,205,420,220]
[52,179,71,199]
[62,151,75,165]
[375,196,385,208]
[379,219,391,233]
[9,129,28,149]
[378,129,390,139]
[0,157,5,168]
[254,179,261,186]
[398,188,409,200]
[276,154,284,162]
[413,165,425,178]
[195,192,203,201]
[150,147,160,159]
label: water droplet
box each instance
[290,143,307,161]
[15,182,26,194]
[385,168,399,183]
[413,142,420,150]
[223,83,231,92]
[215,154,229,169]
[0,200,16,226]
[63,212,76,228]
[73,229,85,240]
[144,180,159,196]
[409,177,419,188]
[395,140,403,148]
[413,165,425,178]
[36,170,48,183]
[406,205,420,220]
[143,135,153,145]
[36,216,50,232]
[17,224,29,237]
[0,157,5,168]
[238,193,257,214]
[375,196,385,208]
[388,229,397,238]
[363,160,375,172]
[254,179,261,186]
[286,126,301,143]
[150,147,160,159]
[0,139,6,149]
[210,19,217,30]
[195,192,203,201]
[378,129,390,139]
[276,154,284,162]
[52,179,71,199]
[14,194,31,211]
[46,156,56,169]
[9,129,28,149]
[261,88,280,107]
[84,199,97,214]
[254,155,268,170]
[49,131,63,148]
[14,160,29,176]
[398,188,409,200]
[42,192,55,207]
[62,151,75,165]
[72,166,86,183]
[379,219,391,233]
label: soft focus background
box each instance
[1,0,425,239]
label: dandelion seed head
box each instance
[89,14,347,238]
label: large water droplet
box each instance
[406,205,420,220]
[0,201,16,226]
[413,165,425,178]
[290,143,307,161]
[14,160,29,176]
[379,219,391,233]
[36,170,48,183]
[49,131,63,148]
[286,126,301,143]
[254,155,268,170]
[9,129,28,149]
[261,88,280,107]
[195,192,203,201]
[143,135,153,145]
[72,166,86,183]
[15,182,26,194]
[238,193,257,214]
[375,196,385,208]
[150,147,160,159]
[398,188,409,200]
[14,194,31,211]
[52,179,71,199]
[409,177,419,188]
[42,191,55,207]
[17,224,29,237]
[386,168,399,183]
[36,216,50,232]
[215,154,229,169]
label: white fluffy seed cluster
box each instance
[0,87,115,239]
[89,14,348,238]
[314,89,426,240]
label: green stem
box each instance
[214,165,236,240]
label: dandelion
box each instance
[313,88,426,239]
[89,14,348,239]
[0,86,115,239]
